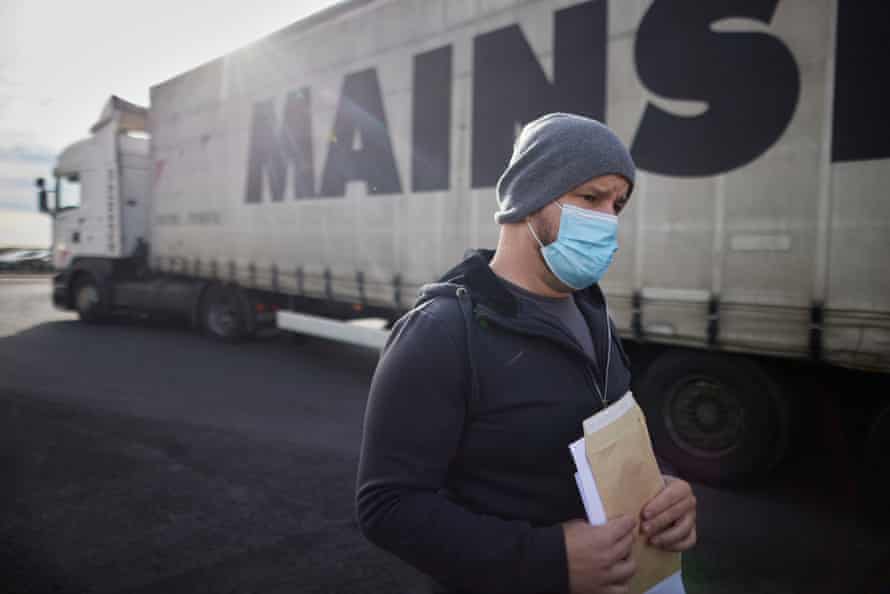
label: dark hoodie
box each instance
[355,250,632,594]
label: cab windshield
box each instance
[55,173,82,210]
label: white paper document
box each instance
[570,439,607,525]
[570,408,686,594]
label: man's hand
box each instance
[563,516,637,594]
[640,475,697,552]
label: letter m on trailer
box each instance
[244,87,315,202]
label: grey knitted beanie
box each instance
[494,113,636,224]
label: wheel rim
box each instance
[207,299,238,337]
[868,406,890,472]
[76,284,99,312]
[663,376,746,459]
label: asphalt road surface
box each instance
[1,275,887,594]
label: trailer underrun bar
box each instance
[276,310,389,350]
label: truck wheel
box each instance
[200,284,250,342]
[860,404,890,520]
[866,404,890,472]
[73,274,105,323]
[635,350,790,486]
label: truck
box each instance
[38,0,889,485]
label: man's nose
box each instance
[594,198,618,216]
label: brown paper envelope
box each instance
[584,395,681,594]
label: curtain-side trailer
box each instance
[40,0,890,484]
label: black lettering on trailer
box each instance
[320,68,403,196]
[412,45,453,192]
[631,0,800,176]
[470,0,607,188]
[832,0,890,162]
[244,87,315,203]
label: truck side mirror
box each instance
[35,178,51,214]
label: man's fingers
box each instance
[643,479,692,520]
[604,515,637,542]
[605,525,636,565]
[642,495,696,537]
[604,555,637,586]
[651,511,696,548]
[661,526,698,552]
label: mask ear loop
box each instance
[526,202,562,248]
[526,218,545,248]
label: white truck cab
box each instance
[43,96,151,270]
[39,96,176,322]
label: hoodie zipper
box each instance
[474,303,611,408]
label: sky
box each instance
[0,0,338,248]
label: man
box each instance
[356,113,697,594]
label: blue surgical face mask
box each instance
[527,202,618,290]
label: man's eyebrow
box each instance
[580,185,627,198]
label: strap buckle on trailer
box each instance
[631,290,643,340]
[809,302,824,361]
[356,271,367,306]
[393,274,403,308]
[707,295,720,348]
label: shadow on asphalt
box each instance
[0,390,428,594]
[2,316,889,593]
[4,316,384,390]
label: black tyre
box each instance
[635,350,790,486]
[200,284,251,342]
[73,274,106,323]
[864,402,890,512]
